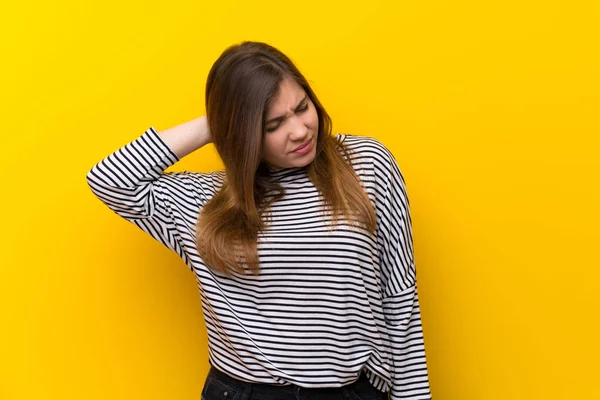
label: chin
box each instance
[297,152,317,168]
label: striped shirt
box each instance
[86,127,432,399]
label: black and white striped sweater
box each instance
[86,127,432,399]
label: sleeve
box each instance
[85,126,211,267]
[375,144,432,399]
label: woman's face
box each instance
[262,77,319,170]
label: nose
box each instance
[288,115,308,142]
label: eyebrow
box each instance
[265,95,309,125]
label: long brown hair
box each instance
[197,41,376,276]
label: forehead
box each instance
[268,78,306,110]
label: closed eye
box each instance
[297,103,309,112]
[265,101,310,133]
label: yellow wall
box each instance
[1,1,598,399]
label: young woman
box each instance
[87,41,432,400]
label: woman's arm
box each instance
[373,140,432,399]
[86,116,215,267]
[157,116,212,159]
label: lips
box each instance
[292,139,312,152]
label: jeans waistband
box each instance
[206,364,369,398]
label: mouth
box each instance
[292,138,312,153]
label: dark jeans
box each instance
[202,365,389,400]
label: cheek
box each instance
[306,109,319,129]
[263,136,285,158]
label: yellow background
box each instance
[1,0,598,399]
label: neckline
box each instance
[268,165,308,180]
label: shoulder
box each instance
[186,170,225,188]
[333,133,399,174]
[160,169,226,195]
